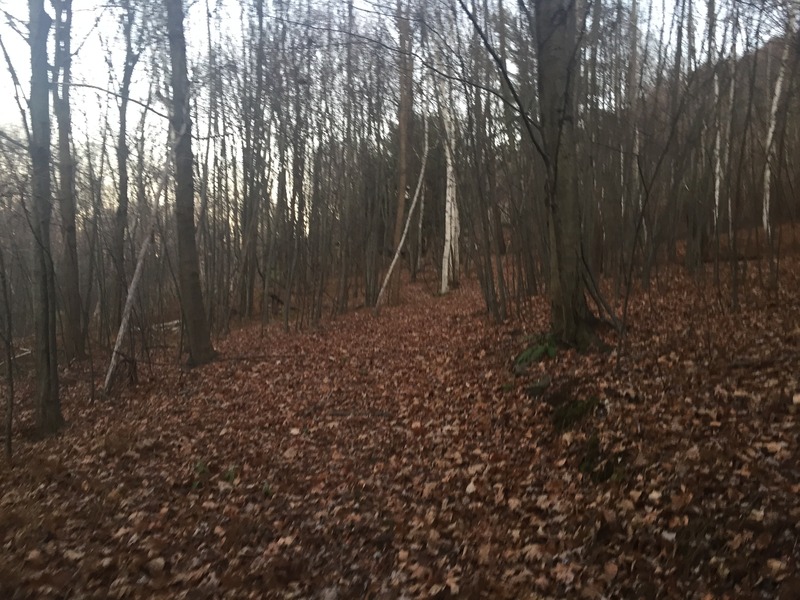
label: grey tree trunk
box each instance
[29,0,62,433]
[377,119,428,308]
[52,0,84,361]
[112,0,141,329]
[535,0,593,347]
[387,0,412,305]
[0,245,14,461]
[164,0,216,365]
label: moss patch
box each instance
[513,335,557,374]
[525,375,551,398]
[578,433,627,484]
[551,396,599,431]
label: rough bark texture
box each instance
[762,6,795,240]
[164,0,216,365]
[535,0,593,347]
[377,121,428,308]
[104,226,153,395]
[112,0,139,329]
[387,0,412,305]
[1,246,13,461]
[437,71,459,295]
[29,0,62,433]
[53,0,84,361]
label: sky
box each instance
[0,0,789,144]
[1,2,110,133]
[0,0,220,141]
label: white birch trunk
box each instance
[442,194,451,294]
[437,72,458,295]
[762,6,795,239]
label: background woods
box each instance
[0,0,797,427]
[2,1,800,598]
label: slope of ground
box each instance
[1,263,799,599]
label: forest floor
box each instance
[1,260,800,599]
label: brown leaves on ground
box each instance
[1,261,800,599]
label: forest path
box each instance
[2,270,800,599]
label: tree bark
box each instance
[0,245,14,461]
[436,69,459,295]
[112,0,141,329]
[103,225,153,395]
[29,0,62,433]
[762,5,795,240]
[535,0,593,347]
[164,0,216,365]
[377,119,428,308]
[387,0,412,305]
[52,0,84,361]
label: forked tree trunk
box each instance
[164,0,216,365]
[535,0,594,347]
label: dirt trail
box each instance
[2,272,800,599]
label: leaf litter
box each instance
[1,262,799,599]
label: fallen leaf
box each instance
[63,550,84,562]
[767,559,785,575]
[146,557,165,576]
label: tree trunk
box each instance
[387,0,412,305]
[0,245,14,461]
[762,5,795,240]
[535,0,593,347]
[29,0,62,433]
[377,120,429,307]
[112,0,140,329]
[436,70,459,295]
[164,0,216,365]
[52,0,84,361]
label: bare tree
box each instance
[164,0,215,365]
[535,0,594,345]
[434,53,459,295]
[29,0,62,433]
[0,243,13,461]
[387,0,413,305]
[762,3,795,242]
[111,0,145,329]
[51,0,84,361]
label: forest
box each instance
[1,0,799,597]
